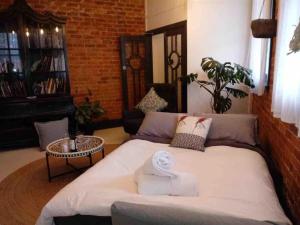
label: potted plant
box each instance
[251,19,277,38]
[75,90,105,135]
[184,57,255,114]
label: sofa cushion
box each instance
[34,117,69,151]
[197,113,258,146]
[137,112,186,139]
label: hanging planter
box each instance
[251,0,276,38]
[251,19,277,38]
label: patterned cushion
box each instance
[170,116,212,151]
[136,88,168,114]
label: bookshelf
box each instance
[0,0,74,150]
[0,12,70,98]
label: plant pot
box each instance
[78,124,94,135]
[251,19,277,38]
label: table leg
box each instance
[46,153,51,182]
[102,148,105,158]
[89,153,92,166]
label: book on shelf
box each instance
[0,59,8,73]
[32,76,65,95]
[0,59,20,73]
[0,79,26,98]
[31,54,66,73]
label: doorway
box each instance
[119,21,187,113]
[147,21,187,112]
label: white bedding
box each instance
[36,140,291,225]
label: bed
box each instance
[36,139,291,225]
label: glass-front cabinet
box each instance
[0,0,70,98]
[0,21,26,97]
[0,0,74,150]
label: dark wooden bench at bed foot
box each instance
[54,215,112,225]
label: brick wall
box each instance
[0,0,145,120]
[252,23,300,225]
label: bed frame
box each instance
[53,144,289,225]
[54,215,112,225]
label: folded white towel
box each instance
[142,150,176,178]
[136,172,199,196]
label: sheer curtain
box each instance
[272,0,300,136]
[248,0,272,96]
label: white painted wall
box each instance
[187,0,252,114]
[145,0,187,31]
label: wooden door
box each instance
[120,35,152,111]
[164,23,187,112]
[147,21,187,113]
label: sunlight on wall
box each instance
[187,0,252,114]
[145,0,187,31]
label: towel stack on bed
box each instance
[135,150,199,196]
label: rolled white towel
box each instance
[136,172,199,196]
[142,150,176,178]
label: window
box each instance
[271,0,300,136]
[248,0,273,96]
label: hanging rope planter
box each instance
[251,0,277,38]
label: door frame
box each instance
[146,21,187,112]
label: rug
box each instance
[0,144,119,225]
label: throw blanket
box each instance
[136,151,199,196]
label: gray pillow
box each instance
[197,113,258,146]
[34,117,69,151]
[111,201,276,225]
[137,112,186,139]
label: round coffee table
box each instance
[46,135,104,182]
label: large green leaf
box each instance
[212,95,232,113]
[181,73,198,84]
[225,87,248,98]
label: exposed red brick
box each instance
[252,7,300,223]
[0,0,145,120]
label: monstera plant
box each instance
[184,57,255,113]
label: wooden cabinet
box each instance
[0,0,74,150]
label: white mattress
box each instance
[36,140,291,225]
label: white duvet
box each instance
[36,140,291,225]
